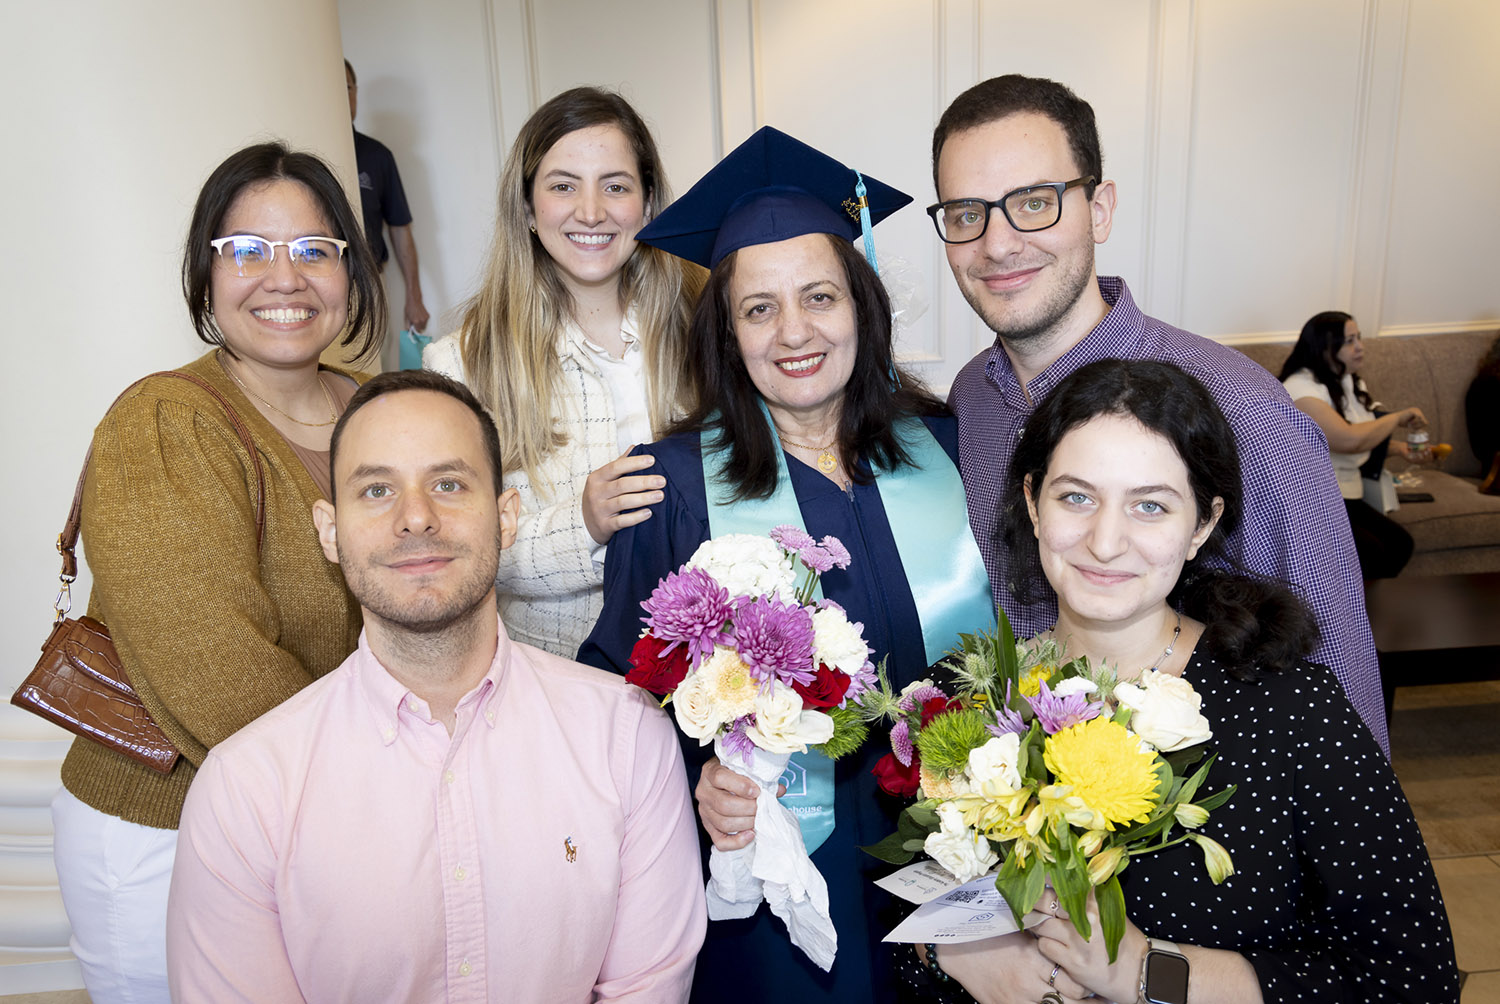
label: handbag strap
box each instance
[55,369,268,615]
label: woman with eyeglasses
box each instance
[1279,311,1422,580]
[50,141,382,1004]
[423,87,704,659]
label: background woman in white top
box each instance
[425,87,704,656]
[1279,310,1423,579]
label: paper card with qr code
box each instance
[881,873,1048,944]
[874,859,971,904]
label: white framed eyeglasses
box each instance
[210,234,349,278]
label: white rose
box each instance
[967,734,1023,791]
[811,606,870,675]
[746,682,835,754]
[923,802,999,884]
[1114,671,1212,752]
[687,533,797,599]
[673,670,727,744]
[1051,676,1098,699]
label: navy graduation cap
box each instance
[635,126,912,269]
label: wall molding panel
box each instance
[1343,0,1410,334]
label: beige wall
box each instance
[0,0,354,990]
[340,0,1500,389]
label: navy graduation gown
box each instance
[578,414,962,1004]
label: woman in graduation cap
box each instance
[424,87,704,658]
[578,127,994,1003]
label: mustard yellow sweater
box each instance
[60,351,365,829]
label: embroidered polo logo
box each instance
[564,836,577,863]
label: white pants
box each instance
[51,787,176,1004]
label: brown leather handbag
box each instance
[11,370,265,774]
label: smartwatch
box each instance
[1139,938,1190,1004]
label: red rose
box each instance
[625,634,690,695]
[872,752,922,797]
[920,695,961,725]
[791,664,853,709]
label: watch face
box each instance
[1145,950,1190,1004]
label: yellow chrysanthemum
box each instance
[1044,717,1161,829]
[696,648,761,720]
[1018,663,1055,698]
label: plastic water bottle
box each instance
[1407,427,1431,465]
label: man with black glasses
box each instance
[933,75,1387,755]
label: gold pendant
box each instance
[817,450,838,474]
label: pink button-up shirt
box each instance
[167,617,704,1002]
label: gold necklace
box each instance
[775,430,839,474]
[219,351,337,427]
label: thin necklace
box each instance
[219,351,337,427]
[1147,609,1183,673]
[775,429,838,475]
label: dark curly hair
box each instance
[1000,358,1318,679]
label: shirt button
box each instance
[382,728,395,742]
[444,770,455,785]
[454,866,467,881]
[484,710,495,723]
[458,961,471,977]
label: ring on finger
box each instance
[1048,963,1060,987]
[1040,993,1063,1004]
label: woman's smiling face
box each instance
[1026,412,1221,630]
[729,233,858,431]
[527,124,647,298]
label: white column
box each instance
[0,1,354,991]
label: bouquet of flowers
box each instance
[863,611,1235,961]
[625,525,877,970]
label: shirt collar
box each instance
[353,615,515,744]
[564,309,642,368]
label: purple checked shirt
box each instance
[949,277,1388,756]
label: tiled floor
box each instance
[4,679,1497,1004]
[1391,678,1500,1002]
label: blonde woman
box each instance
[425,87,703,657]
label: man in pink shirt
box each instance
[166,371,705,1002]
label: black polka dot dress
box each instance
[897,651,1459,1002]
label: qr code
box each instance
[948,889,981,903]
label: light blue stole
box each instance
[701,409,993,853]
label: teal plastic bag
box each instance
[399,327,432,371]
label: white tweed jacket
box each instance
[423,325,625,658]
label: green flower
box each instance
[915,708,992,773]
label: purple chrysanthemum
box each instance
[820,536,851,569]
[843,661,878,702]
[1026,679,1104,734]
[640,567,734,669]
[987,681,1028,736]
[732,595,816,686]
[770,524,817,554]
[722,716,756,767]
[800,546,836,574]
